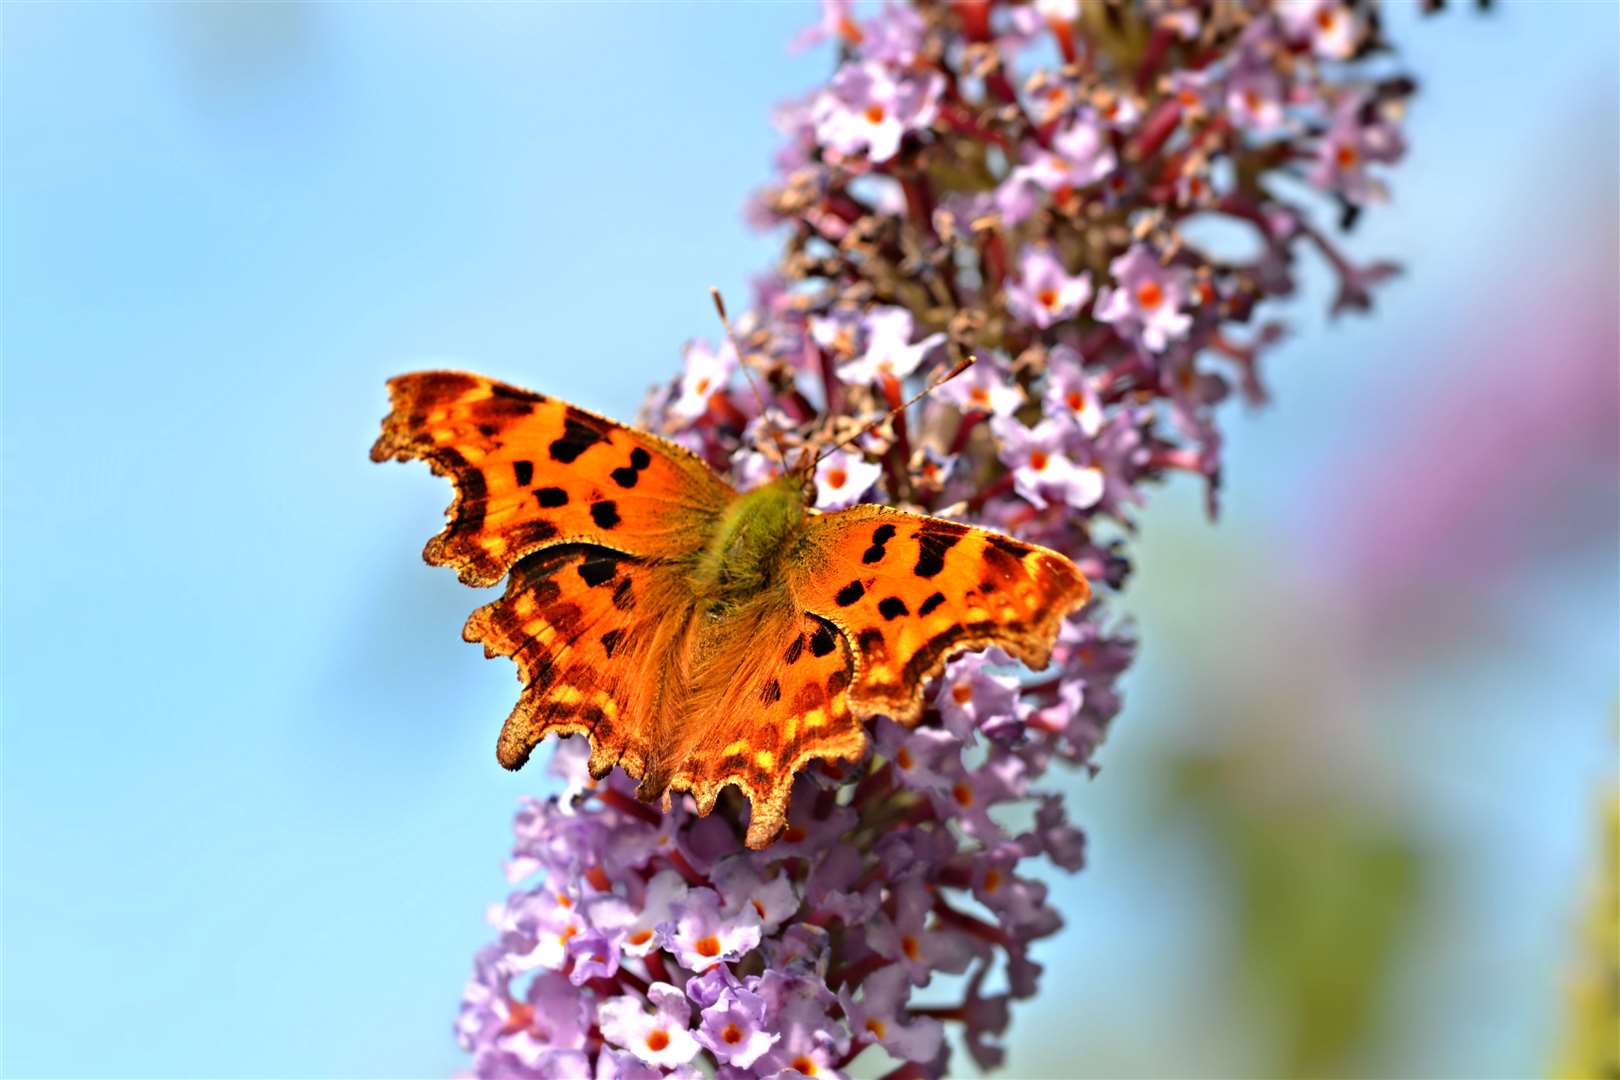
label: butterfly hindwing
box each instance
[661,608,865,848]
[787,506,1091,722]
[463,545,681,777]
[372,371,733,585]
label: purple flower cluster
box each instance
[459,1,1441,1074]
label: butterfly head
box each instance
[790,445,820,505]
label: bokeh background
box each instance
[3,3,1615,1077]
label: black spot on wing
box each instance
[835,580,866,606]
[510,519,559,550]
[513,460,534,487]
[600,629,624,657]
[534,486,569,508]
[809,622,837,657]
[759,679,782,706]
[590,500,621,529]
[549,416,606,464]
[919,591,946,616]
[914,530,961,578]
[611,577,636,611]
[611,446,652,489]
[862,522,898,565]
[877,596,909,620]
[577,552,621,588]
[784,635,805,665]
[827,669,850,696]
[490,383,542,403]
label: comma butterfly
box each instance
[372,370,1089,847]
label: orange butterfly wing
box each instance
[785,506,1091,723]
[461,546,677,774]
[370,371,732,584]
[660,608,864,848]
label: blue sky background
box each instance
[3,3,1615,1077]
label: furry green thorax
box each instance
[691,472,809,608]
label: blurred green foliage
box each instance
[1169,751,1426,1077]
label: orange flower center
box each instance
[1037,287,1060,310]
[826,467,848,489]
[1315,7,1338,31]
[792,1056,820,1076]
[502,1001,535,1034]
[1243,89,1262,112]
[1029,449,1050,471]
[984,868,1003,893]
[895,746,915,769]
[586,866,611,891]
[752,898,767,918]
[627,929,654,946]
[864,104,887,125]
[901,934,921,960]
[1335,143,1359,169]
[865,1017,889,1039]
[694,376,712,395]
[969,386,990,406]
[696,934,722,958]
[646,1029,671,1053]
[1065,390,1084,412]
[951,683,973,705]
[953,780,975,806]
[558,925,578,944]
[722,1023,744,1045]
[1136,280,1164,309]
[1177,88,1200,108]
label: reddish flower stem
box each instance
[596,786,663,827]
[666,848,708,888]
[932,897,1013,948]
[878,1064,929,1080]
[1129,99,1183,162]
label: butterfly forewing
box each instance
[371,371,733,585]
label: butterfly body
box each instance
[374,371,1089,846]
[691,474,808,608]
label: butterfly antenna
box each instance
[810,353,977,471]
[710,287,790,469]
